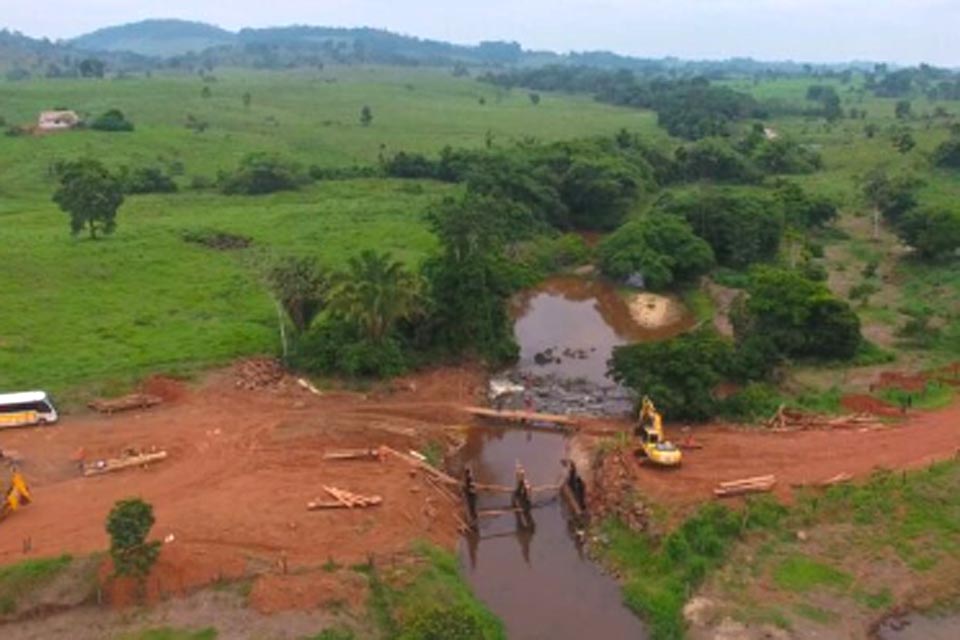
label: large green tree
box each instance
[52,159,124,239]
[610,328,734,421]
[331,250,421,344]
[731,266,862,360]
[598,215,714,288]
[897,207,960,260]
[106,498,160,579]
[266,256,331,334]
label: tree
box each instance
[677,138,760,183]
[422,195,518,362]
[360,105,373,126]
[53,159,124,239]
[933,139,960,169]
[106,498,161,579]
[895,100,912,119]
[78,58,105,78]
[610,328,734,421]
[331,250,421,344]
[731,266,861,360]
[861,169,923,226]
[242,91,252,108]
[267,256,331,334]
[897,207,960,259]
[201,86,212,99]
[892,129,916,154]
[598,216,714,288]
[774,181,838,228]
[656,188,783,268]
[528,92,541,105]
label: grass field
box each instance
[0,68,958,399]
[0,67,652,397]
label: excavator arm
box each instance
[2,470,32,520]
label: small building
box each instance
[37,110,80,131]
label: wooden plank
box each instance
[83,451,168,477]
[561,483,584,519]
[462,406,581,428]
[307,496,382,510]
[323,449,381,461]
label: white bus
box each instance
[0,391,59,429]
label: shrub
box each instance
[120,166,178,194]
[106,498,160,579]
[218,153,309,195]
[293,319,407,378]
[933,138,960,168]
[90,109,134,132]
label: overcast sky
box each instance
[4,0,958,66]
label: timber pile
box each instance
[307,486,382,510]
[462,406,580,429]
[88,393,163,414]
[714,475,776,497]
[766,405,880,431]
[83,450,168,476]
[234,358,285,390]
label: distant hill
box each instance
[70,19,235,57]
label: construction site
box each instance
[2,350,959,638]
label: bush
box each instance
[933,138,960,169]
[218,153,309,195]
[896,207,960,260]
[293,319,407,378]
[121,167,178,194]
[774,181,837,228]
[598,216,714,288]
[90,109,134,132]
[676,138,760,183]
[719,382,783,421]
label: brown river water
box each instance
[457,276,694,639]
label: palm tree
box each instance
[331,250,421,343]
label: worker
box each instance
[513,463,532,518]
[463,466,478,525]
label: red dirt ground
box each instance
[0,364,486,606]
[3,361,959,610]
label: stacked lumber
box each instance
[88,394,163,414]
[307,486,382,510]
[714,475,776,497]
[462,406,580,428]
[83,450,168,476]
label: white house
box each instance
[37,110,80,131]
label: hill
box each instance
[70,19,235,57]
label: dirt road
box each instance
[618,403,960,505]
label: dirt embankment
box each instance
[0,361,486,612]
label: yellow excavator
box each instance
[1,469,32,521]
[634,397,682,467]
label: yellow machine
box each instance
[1,469,32,521]
[634,397,682,467]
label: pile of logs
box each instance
[766,405,881,431]
[234,358,285,390]
[714,474,776,498]
[88,394,163,414]
[307,486,382,510]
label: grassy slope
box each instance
[0,67,652,397]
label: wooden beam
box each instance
[461,406,581,428]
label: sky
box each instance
[4,0,958,66]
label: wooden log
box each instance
[714,477,776,497]
[323,449,381,461]
[83,451,168,477]
[790,472,853,489]
[461,406,581,428]
[381,446,459,486]
[719,475,775,489]
[307,496,382,510]
[561,483,584,519]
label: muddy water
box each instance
[874,614,960,639]
[458,429,647,639]
[511,275,694,385]
[457,275,677,638]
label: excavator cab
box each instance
[2,469,32,520]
